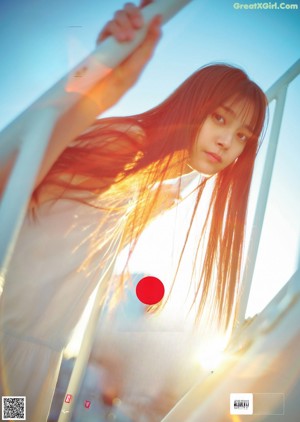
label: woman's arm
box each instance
[35,6,161,190]
[0,3,160,195]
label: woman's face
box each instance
[188,99,255,176]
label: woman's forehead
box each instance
[220,97,256,131]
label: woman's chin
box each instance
[187,162,218,178]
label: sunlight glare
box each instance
[197,335,228,372]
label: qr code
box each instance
[2,396,26,420]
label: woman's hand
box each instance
[93,1,162,112]
[97,1,154,44]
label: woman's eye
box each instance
[213,113,225,124]
[237,132,248,142]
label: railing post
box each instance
[236,87,287,324]
[236,59,300,325]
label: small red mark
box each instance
[84,400,91,409]
[65,394,72,403]
[136,276,165,305]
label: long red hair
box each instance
[34,64,268,332]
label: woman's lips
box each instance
[205,152,222,163]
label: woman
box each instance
[0,2,267,421]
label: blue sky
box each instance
[0,0,299,127]
[0,0,299,317]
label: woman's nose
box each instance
[217,131,233,148]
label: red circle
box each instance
[136,276,165,305]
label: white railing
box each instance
[236,58,300,323]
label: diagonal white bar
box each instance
[0,108,60,291]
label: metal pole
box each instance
[0,109,59,291]
[57,259,116,421]
[265,59,300,102]
[236,59,300,324]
